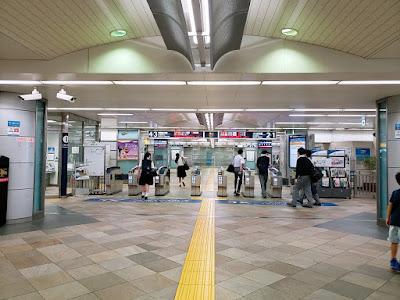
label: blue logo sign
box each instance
[8,121,20,127]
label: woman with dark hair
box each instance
[175,153,187,187]
[138,152,154,200]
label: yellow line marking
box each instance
[175,197,215,300]
[45,198,61,202]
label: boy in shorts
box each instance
[386,172,400,271]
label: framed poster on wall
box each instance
[117,140,139,160]
[289,135,307,168]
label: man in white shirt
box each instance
[233,149,245,196]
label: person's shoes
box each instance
[141,195,144,198]
[297,200,303,205]
[286,202,296,207]
[263,195,267,199]
[179,184,181,187]
[235,192,240,196]
[314,202,322,206]
[390,258,399,269]
[302,204,313,208]
[144,196,148,200]
[182,182,185,186]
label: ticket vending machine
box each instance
[128,166,140,196]
[155,166,170,196]
[217,168,227,197]
[0,156,9,226]
[242,167,255,198]
[191,167,202,196]
[267,167,283,198]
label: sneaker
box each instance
[141,195,144,198]
[144,196,148,200]
[313,202,322,206]
[182,182,185,186]
[235,193,240,196]
[390,258,398,269]
[302,204,313,208]
[286,202,296,207]
[179,184,181,187]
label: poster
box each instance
[117,140,139,160]
[355,148,370,170]
[289,135,306,168]
[7,121,20,136]
[395,124,400,139]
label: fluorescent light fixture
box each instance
[104,108,149,111]
[342,109,376,112]
[262,81,338,85]
[0,80,42,85]
[113,81,186,85]
[198,108,244,112]
[97,113,133,116]
[293,108,342,112]
[308,128,336,130]
[118,121,148,124]
[182,0,198,44]
[48,108,102,111]
[281,128,308,130]
[47,120,57,123]
[281,28,298,36]
[151,108,197,111]
[245,109,294,112]
[42,81,113,85]
[110,29,127,37]
[289,114,326,117]
[345,128,374,131]
[188,81,261,85]
[338,80,400,85]
[276,122,366,125]
[326,114,376,117]
[202,0,210,44]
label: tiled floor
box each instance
[0,168,398,299]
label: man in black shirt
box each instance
[287,148,314,208]
[257,150,270,198]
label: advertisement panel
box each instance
[289,135,306,168]
[356,148,371,170]
[117,140,139,160]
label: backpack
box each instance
[258,156,269,174]
[142,160,151,175]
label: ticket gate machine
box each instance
[106,166,123,195]
[267,167,283,198]
[242,167,255,198]
[155,166,170,196]
[128,166,140,196]
[217,168,227,197]
[191,167,202,196]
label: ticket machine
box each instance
[267,167,283,198]
[217,168,227,197]
[155,166,170,196]
[191,167,202,196]
[242,167,255,198]
[128,166,140,196]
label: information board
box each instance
[258,141,272,149]
[173,131,203,138]
[219,131,249,138]
[205,131,218,138]
[84,145,105,176]
[289,135,306,168]
[251,132,276,139]
[154,140,168,148]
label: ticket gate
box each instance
[128,166,140,196]
[106,166,123,195]
[191,167,202,196]
[155,166,170,196]
[242,167,255,198]
[267,167,283,198]
[217,168,227,197]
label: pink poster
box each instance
[117,140,139,160]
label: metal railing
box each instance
[350,171,376,198]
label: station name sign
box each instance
[148,131,277,139]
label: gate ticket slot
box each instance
[217,168,227,197]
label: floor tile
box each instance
[241,268,285,285]
[19,263,62,278]
[70,293,100,300]
[38,281,90,300]
[219,260,258,275]
[78,272,125,292]
[113,265,155,281]
[215,286,242,300]
[6,249,51,269]
[99,256,136,271]
[324,279,375,300]
[291,269,336,288]
[237,253,274,267]
[7,292,45,300]
[160,266,183,283]
[127,252,163,264]
[309,263,350,279]
[244,286,298,300]
[377,281,400,297]
[56,256,94,270]
[0,279,36,299]
[27,271,75,290]
[365,291,400,300]
[95,282,145,300]
[87,250,121,263]
[269,277,319,299]
[148,284,178,300]
[263,261,304,276]
[215,267,237,283]
[303,289,352,300]
[340,271,387,290]
[67,264,109,280]
[37,244,81,262]
[218,275,265,296]
[353,264,395,281]
[131,273,175,293]
[142,258,181,273]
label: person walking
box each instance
[287,147,314,208]
[175,153,187,187]
[138,152,155,200]
[299,150,322,206]
[233,149,245,196]
[257,150,270,198]
[386,172,400,271]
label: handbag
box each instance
[227,164,234,173]
[184,162,190,170]
[311,167,323,183]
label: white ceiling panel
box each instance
[245,0,400,58]
[0,0,160,59]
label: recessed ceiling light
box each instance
[338,80,400,85]
[118,121,148,124]
[110,29,127,37]
[113,81,186,85]
[42,81,113,85]
[97,113,133,116]
[245,109,293,112]
[281,28,298,36]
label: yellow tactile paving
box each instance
[45,198,61,202]
[204,168,215,192]
[175,195,215,300]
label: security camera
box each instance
[57,88,76,102]
[19,88,42,101]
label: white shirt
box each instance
[233,154,245,167]
[177,157,185,166]
[139,160,155,169]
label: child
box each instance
[386,172,400,271]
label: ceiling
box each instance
[244,0,400,58]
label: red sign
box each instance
[219,131,249,138]
[16,137,35,143]
[173,132,203,138]
[0,178,8,183]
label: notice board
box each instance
[84,145,105,176]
